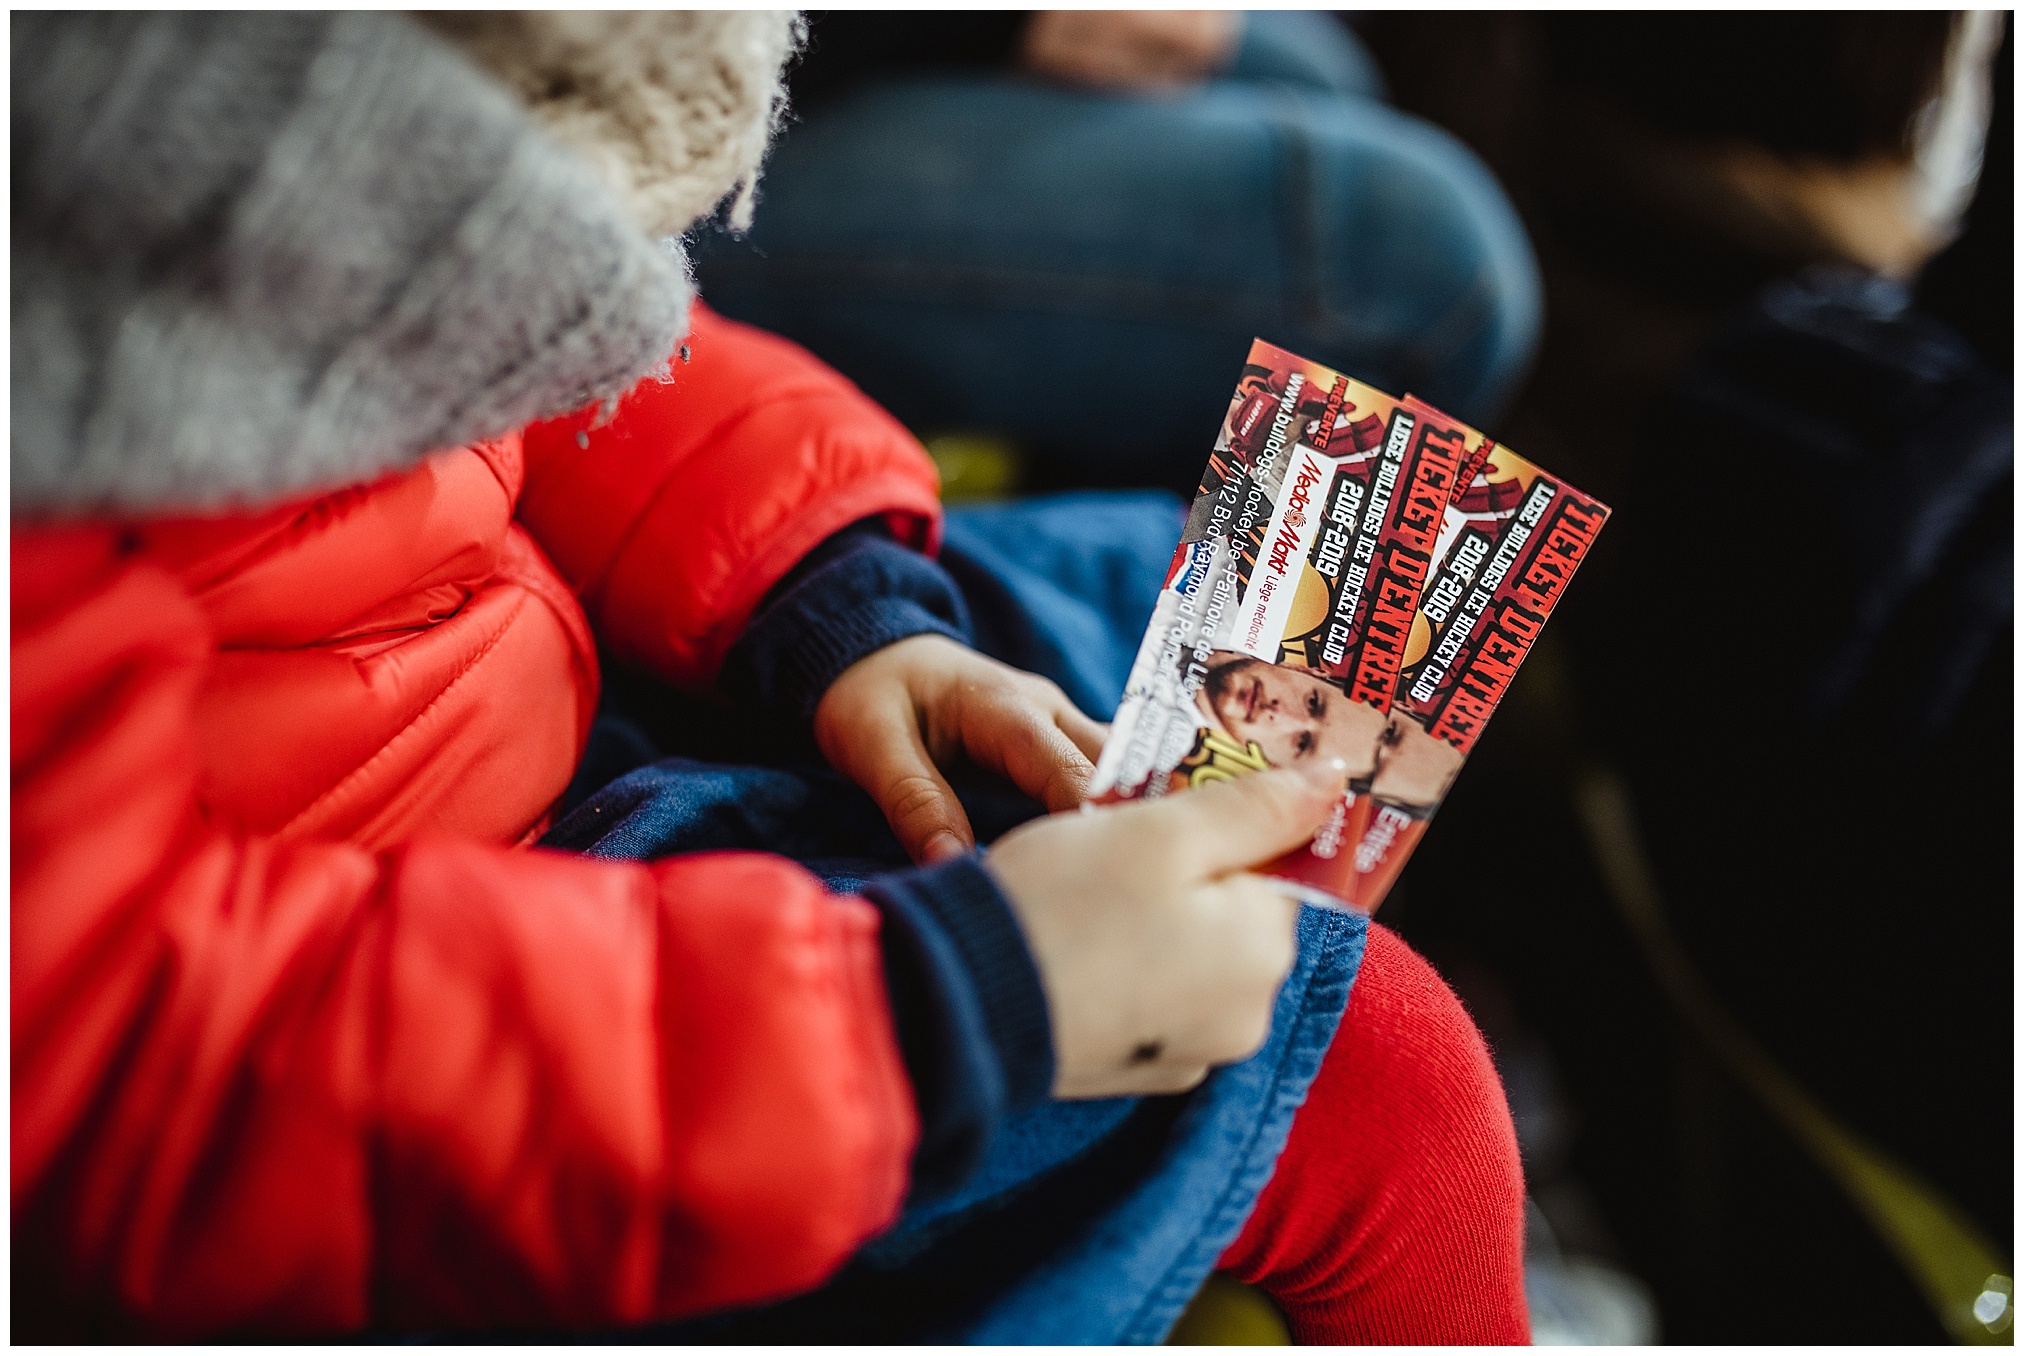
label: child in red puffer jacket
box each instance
[12,12,1524,1342]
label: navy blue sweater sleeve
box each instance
[862,856,1057,1204]
[721,517,974,721]
[725,519,1055,1203]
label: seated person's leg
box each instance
[1218,923,1530,1344]
[696,76,1538,483]
[1225,11,1389,99]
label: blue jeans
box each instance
[693,13,1540,480]
[545,493,1367,1343]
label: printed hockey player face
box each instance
[1197,652,1387,777]
[1369,711,1466,815]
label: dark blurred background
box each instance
[1352,11,2011,1343]
[729,10,2012,1341]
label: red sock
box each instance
[1218,923,1530,1344]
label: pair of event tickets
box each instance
[1088,340,1610,912]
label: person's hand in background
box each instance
[987,762,1342,1097]
[1018,10,1242,90]
[815,633,1108,864]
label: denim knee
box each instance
[1392,125,1542,424]
[1300,101,1542,425]
[694,76,1544,449]
[1228,12,1389,101]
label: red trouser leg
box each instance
[1217,923,1531,1345]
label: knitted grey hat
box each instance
[11,11,797,516]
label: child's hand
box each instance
[986,763,1342,1097]
[814,634,1109,864]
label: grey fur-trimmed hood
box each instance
[11,11,799,517]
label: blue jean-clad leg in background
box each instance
[694,14,1538,481]
[1226,10,1390,98]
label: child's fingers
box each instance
[1056,1061,1211,1100]
[1051,700,1109,765]
[963,688,1095,814]
[1126,762,1344,880]
[841,698,976,864]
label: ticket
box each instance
[1090,340,1468,901]
[1089,340,1608,911]
[1343,397,1610,909]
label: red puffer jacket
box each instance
[12,305,945,1336]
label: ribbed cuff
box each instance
[722,522,974,721]
[862,855,1056,1204]
[769,595,968,722]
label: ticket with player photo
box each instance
[1088,341,1608,912]
[1090,340,1470,904]
[1343,396,1609,909]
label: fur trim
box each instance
[422,11,804,238]
[11,12,755,517]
